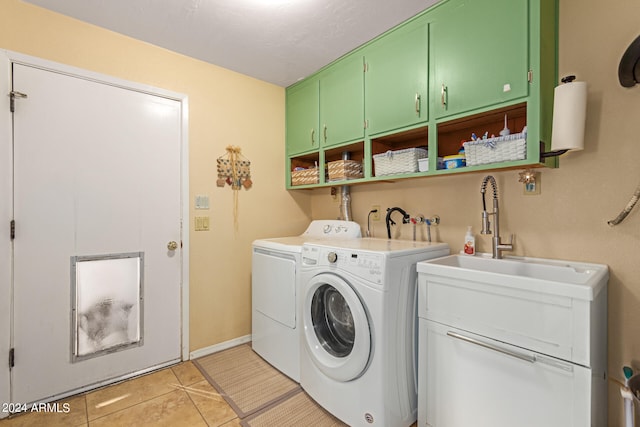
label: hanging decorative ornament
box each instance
[216,146,252,229]
[518,169,536,184]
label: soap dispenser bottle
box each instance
[463,226,475,255]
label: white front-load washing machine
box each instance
[251,220,361,382]
[299,238,449,426]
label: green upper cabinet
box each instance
[286,77,319,156]
[319,54,365,147]
[285,0,557,188]
[364,18,429,136]
[431,0,529,119]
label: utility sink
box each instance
[417,252,609,426]
[417,253,608,300]
[417,252,609,368]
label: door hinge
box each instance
[527,70,533,83]
[9,348,14,368]
[10,220,15,240]
[9,91,27,113]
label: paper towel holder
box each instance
[539,143,568,159]
[540,75,585,160]
[619,34,640,88]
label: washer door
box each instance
[303,273,371,382]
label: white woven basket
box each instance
[463,132,527,166]
[373,147,428,176]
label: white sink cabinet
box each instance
[416,254,608,427]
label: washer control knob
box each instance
[323,224,332,234]
[327,252,338,263]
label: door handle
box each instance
[167,241,178,251]
[446,331,536,363]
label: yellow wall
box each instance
[310,0,640,424]
[3,0,640,423]
[0,0,312,352]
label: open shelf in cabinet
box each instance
[436,103,527,171]
[289,152,320,187]
[370,125,428,177]
[324,141,365,183]
[290,152,319,169]
[324,141,364,163]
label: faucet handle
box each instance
[498,234,514,251]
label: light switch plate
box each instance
[195,195,210,210]
[195,216,210,231]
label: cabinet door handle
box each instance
[311,128,315,145]
[323,125,327,143]
[446,331,536,363]
[441,84,447,108]
[415,93,421,115]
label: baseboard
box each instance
[189,334,252,360]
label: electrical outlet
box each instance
[331,187,339,203]
[523,172,541,195]
[371,205,381,221]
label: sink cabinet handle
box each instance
[311,128,315,145]
[415,93,421,115]
[441,84,447,107]
[446,331,536,363]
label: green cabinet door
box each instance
[365,18,429,135]
[319,54,365,147]
[286,78,319,156]
[431,0,529,119]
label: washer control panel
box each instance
[302,220,362,238]
[302,245,385,284]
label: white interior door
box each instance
[0,55,13,416]
[7,59,185,404]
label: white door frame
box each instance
[0,50,190,414]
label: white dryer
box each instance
[299,238,449,427]
[251,220,361,382]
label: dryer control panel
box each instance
[301,245,386,284]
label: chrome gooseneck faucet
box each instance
[386,207,410,239]
[480,175,514,259]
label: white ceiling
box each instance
[23,0,440,87]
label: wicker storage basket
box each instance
[291,167,319,186]
[373,147,428,176]
[327,160,363,181]
[463,132,527,166]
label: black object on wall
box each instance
[619,35,640,87]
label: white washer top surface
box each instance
[252,236,309,253]
[253,220,362,254]
[303,237,449,256]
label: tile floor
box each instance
[0,361,420,426]
[0,361,241,426]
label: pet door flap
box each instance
[71,252,144,362]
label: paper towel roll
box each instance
[551,81,587,151]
